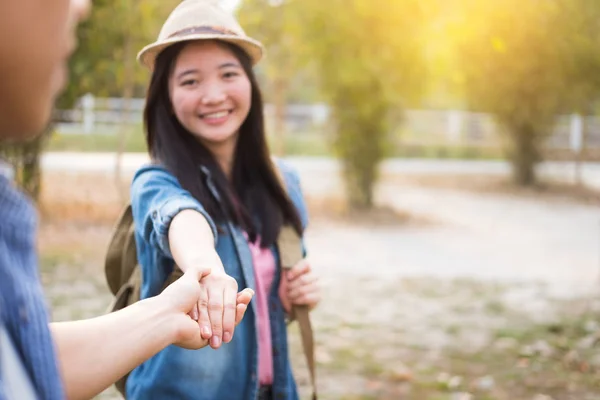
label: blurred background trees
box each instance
[5,0,600,207]
[294,0,427,208]
[452,0,600,185]
[242,0,427,208]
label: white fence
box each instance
[54,94,600,153]
[54,94,330,135]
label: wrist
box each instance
[140,296,181,345]
[179,251,224,274]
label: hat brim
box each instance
[137,34,264,69]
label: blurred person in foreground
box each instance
[0,1,254,399]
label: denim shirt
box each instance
[0,175,64,400]
[126,159,308,400]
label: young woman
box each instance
[126,1,320,399]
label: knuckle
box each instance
[199,314,211,323]
[198,299,209,309]
[208,301,223,312]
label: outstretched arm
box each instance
[50,268,253,400]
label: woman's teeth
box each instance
[202,111,229,119]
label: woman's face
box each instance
[169,40,252,157]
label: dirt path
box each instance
[36,169,600,399]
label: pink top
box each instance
[247,236,277,385]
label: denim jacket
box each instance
[126,159,308,400]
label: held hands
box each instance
[158,267,253,350]
[162,254,318,351]
[279,259,320,313]
[196,267,240,349]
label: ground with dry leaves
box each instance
[37,169,600,400]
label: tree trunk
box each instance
[576,111,590,187]
[0,124,53,202]
[344,159,376,209]
[21,137,43,201]
[507,123,539,186]
[335,97,388,210]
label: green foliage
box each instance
[237,0,323,155]
[453,0,600,185]
[237,0,320,103]
[239,0,426,207]
[58,0,179,108]
[296,0,427,208]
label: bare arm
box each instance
[51,268,253,400]
[51,297,178,400]
[168,209,224,273]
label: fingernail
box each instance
[211,336,221,348]
[223,332,231,343]
[202,326,211,337]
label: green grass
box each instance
[48,128,147,153]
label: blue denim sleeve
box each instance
[130,164,218,259]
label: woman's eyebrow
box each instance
[176,68,199,80]
[219,62,241,69]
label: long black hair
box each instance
[144,40,303,247]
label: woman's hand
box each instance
[196,268,241,349]
[280,259,320,312]
[159,268,253,350]
[168,210,244,350]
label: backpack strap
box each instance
[278,226,317,400]
[274,161,317,400]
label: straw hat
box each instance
[137,0,264,69]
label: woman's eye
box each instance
[182,79,198,86]
[223,72,239,79]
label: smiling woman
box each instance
[168,41,252,167]
[124,1,320,399]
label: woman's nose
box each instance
[201,81,227,105]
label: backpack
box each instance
[104,173,317,399]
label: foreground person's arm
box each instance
[50,269,253,400]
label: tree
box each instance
[0,126,53,201]
[237,0,315,155]
[296,0,426,208]
[58,0,179,108]
[57,0,180,201]
[453,0,600,185]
